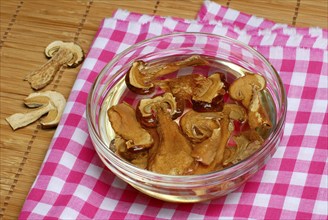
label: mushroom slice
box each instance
[136,93,183,127]
[192,73,226,112]
[25,91,66,128]
[156,74,208,101]
[229,72,266,108]
[180,110,223,143]
[113,136,149,169]
[148,107,195,175]
[25,41,84,90]
[248,88,272,130]
[108,102,153,150]
[125,55,209,95]
[6,91,66,130]
[223,130,264,166]
[193,104,246,174]
[192,128,222,165]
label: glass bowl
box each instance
[87,32,287,202]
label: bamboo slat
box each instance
[0,0,327,219]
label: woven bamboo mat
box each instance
[0,0,327,219]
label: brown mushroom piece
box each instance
[194,104,247,174]
[223,130,264,166]
[180,110,223,143]
[136,93,183,128]
[229,72,266,108]
[229,72,271,130]
[125,55,209,95]
[248,87,272,130]
[107,102,153,150]
[148,107,195,175]
[113,136,149,169]
[6,91,66,130]
[155,74,209,101]
[192,73,226,112]
[25,41,84,90]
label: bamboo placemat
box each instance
[0,0,327,219]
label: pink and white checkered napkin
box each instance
[20,1,327,219]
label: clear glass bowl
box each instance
[87,32,287,202]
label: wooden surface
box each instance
[0,0,327,219]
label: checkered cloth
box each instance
[20,1,327,219]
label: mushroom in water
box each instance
[125,55,209,95]
[193,104,247,174]
[108,102,154,150]
[223,130,264,166]
[25,41,84,90]
[136,92,183,127]
[157,73,227,112]
[148,106,195,175]
[229,72,271,130]
[192,73,226,112]
[180,110,223,143]
[6,91,66,130]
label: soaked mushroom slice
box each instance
[136,93,183,127]
[192,73,226,112]
[223,130,264,166]
[229,72,266,108]
[248,88,272,130]
[148,107,195,175]
[192,128,222,165]
[156,74,209,100]
[180,110,223,143]
[193,104,247,174]
[125,55,209,95]
[113,136,149,169]
[107,102,153,150]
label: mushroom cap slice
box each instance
[180,110,223,143]
[45,40,84,67]
[229,72,266,108]
[108,102,154,150]
[25,91,66,128]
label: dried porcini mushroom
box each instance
[113,136,149,169]
[148,107,195,175]
[107,102,153,150]
[180,110,223,143]
[192,73,226,112]
[229,72,266,108]
[229,72,271,130]
[248,88,272,130]
[223,130,264,166]
[125,55,209,95]
[25,41,84,90]
[156,74,208,100]
[6,91,66,130]
[136,93,183,127]
[193,104,247,174]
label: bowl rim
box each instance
[86,32,287,180]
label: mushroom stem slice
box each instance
[6,102,54,130]
[148,108,195,175]
[25,41,84,90]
